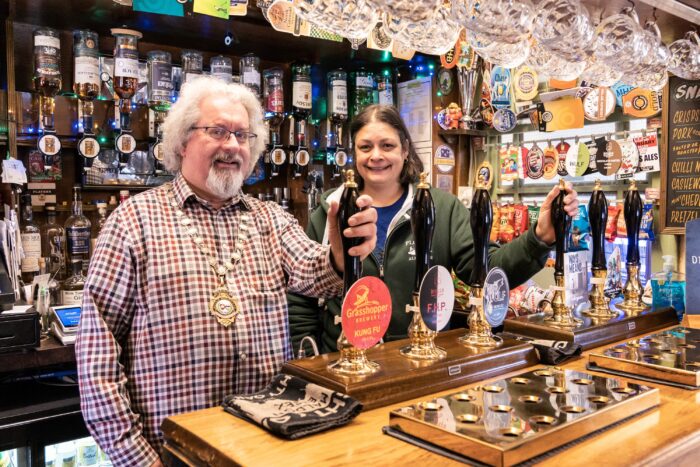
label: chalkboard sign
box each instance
[661,76,700,234]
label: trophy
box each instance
[33,27,62,159]
[400,173,447,360]
[327,170,389,375]
[291,62,312,179]
[545,179,582,327]
[327,69,349,180]
[459,176,502,347]
[147,50,174,174]
[111,28,142,163]
[73,30,101,160]
[456,47,481,129]
[583,180,616,318]
[262,68,285,178]
[614,180,645,314]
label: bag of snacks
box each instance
[640,202,654,241]
[570,205,590,251]
[498,204,516,243]
[513,204,529,237]
[605,204,621,241]
[527,203,540,229]
[490,203,501,243]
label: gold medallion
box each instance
[209,286,240,327]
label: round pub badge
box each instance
[419,265,454,332]
[78,136,100,159]
[38,133,61,156]
[341,276,392,350]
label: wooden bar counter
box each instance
[161,328,700,466]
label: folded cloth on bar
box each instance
[222,374,363,439]
[531,339,583,365]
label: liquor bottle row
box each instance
[31,26,395,185]
[19,185,108,307]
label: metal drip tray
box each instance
[388,367,659,466]
[589,327,700,388]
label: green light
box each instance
[436,91,442,97]
[428,63,434,70]
[382,50,392,61]
[383,69,390,77]
[99,137,107,143]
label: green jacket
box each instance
[288,184,552,355]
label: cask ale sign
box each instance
[661,77,700,233]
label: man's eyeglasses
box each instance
[192,126,258,144]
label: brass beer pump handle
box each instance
[588,180,608,271]
[552,179,571,278]
[412,172,434,293]
[470,181,493,288]
[338,170,362,295]
[624,180,643,266]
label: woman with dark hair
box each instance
[288,104,578,355]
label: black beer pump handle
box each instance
[552,179,571,277]
[469,183,493,288]
[338,170,362,295]
[411,173,435,294]
[624,180,643,265]
[588,180,608,271]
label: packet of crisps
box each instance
[498,204,516,243]
[491,202,501,243]
[528,203,540,229]
[616,208,628,238]
[570,205,590,251]
[639,202,654,241]
[604,246,623,298]
[605,204,621,241]
[513,204,529,237]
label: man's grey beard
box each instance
[205,154,247,199]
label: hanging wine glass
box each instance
[533,0,594,61]
[668,31,700,80]
[593,7,645,64]
[386,3,461,56]
[294,0,378,40]
[478,38,531,69]
[464,0,535,45]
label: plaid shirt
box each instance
[76,174,342,466]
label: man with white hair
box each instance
[76,77,377,466]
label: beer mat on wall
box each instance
[586,363,699,391]
[383,408,655,466]
[222,374,363,439]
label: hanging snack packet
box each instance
[513,204,529,237]
[640,202,655,241]
[498,204,516,243]
[491,203,501,243]
[604,246,623,298]
[616,207,628,238]
[528,203,540,229]
[570,205,590,251]
[605,204,621,241]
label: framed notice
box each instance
[660,76,700,234]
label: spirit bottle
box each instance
[111,27,142,160]
[41,204,67,280]
[61,259,86,306]
[240,53,261,96]
[351,69,374,118]
[33,27,62,157]
[210,55,233,83]
[291,62,312,179]
[327,69,348,179]
[65,185,91,272]
[20,194,41,285]
[181,50,203,84]
[147,50,174,173]
[90,202,108,254]
[263,67,285,177]
[74,29,101,159]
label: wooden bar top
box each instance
[162,328,700,466]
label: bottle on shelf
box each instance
[291,62,312,179]
[240,53,261,97]
[41,203,67,280]
[20,193,41,285]
[62,259,86,306]
[210,55,233,83]
[33,27,63,158]
[73,29,102,159]
[147,50,174,173]
[111,27,142,162]
[181,49,203,84]
[351,69,375,118]
[327,69,348,179]
[263,67,285,178]
[91,202,109,254]
[65,185,92,273]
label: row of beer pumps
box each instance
[32,26,379,182]
[328,168,666,377]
